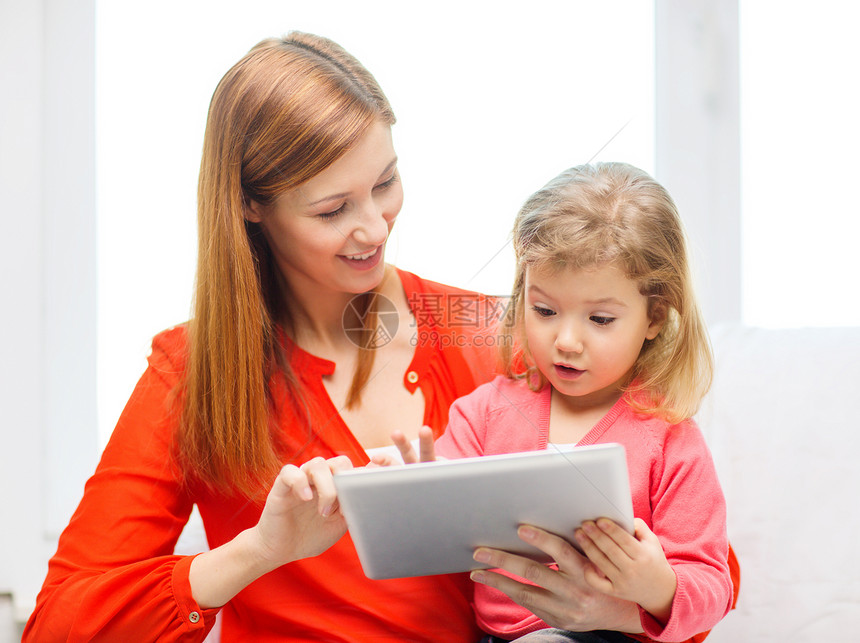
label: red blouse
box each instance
[23,269,501,642]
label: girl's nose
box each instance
[555,325,584,354]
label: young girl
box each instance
[396,162,734,642]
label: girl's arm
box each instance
[592,421,734,641]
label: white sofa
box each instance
[699,324,860,641]
[175,324,860,642]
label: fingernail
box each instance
[301,486,314,501]
[321,504,332,517]
[470,570,486,583]
[519,526,536,541]
[473,548,491,564]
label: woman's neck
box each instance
[282,264,396,357]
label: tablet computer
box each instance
[333,443,634,580]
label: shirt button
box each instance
[189,611,200,623]
[406,370,419,384]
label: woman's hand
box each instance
[469,525,645,634]
[575,517,676,625]
[190,455,352,609]
[251,455,353,567]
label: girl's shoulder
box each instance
[461,375,544,413]
[618,399,709,458]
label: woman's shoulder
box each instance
[394,267,440,293]
[395,267,506,336]
[395,266,487,298]
[148,323,190,378]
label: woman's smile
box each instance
[339,244,384,270]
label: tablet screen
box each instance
[334,443,634,579]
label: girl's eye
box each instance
[531,305,555,318]
[591,315,615,326]
[318,204,346,220]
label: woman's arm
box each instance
[24,344,353,641]
[189,456,351,608]
[23,362,214,642]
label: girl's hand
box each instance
[368,427,438,467]
[251,455,353,568]
[575,517,677,625]
[470,525,644,633]
[391,426,438,463]
[367,453,398,467]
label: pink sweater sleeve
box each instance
[638,420,733,641]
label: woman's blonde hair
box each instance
[500,162,712,423]
[179,33,395,498]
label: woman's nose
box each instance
[350,200,390,247]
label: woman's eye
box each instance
[317,174,397,220]
[374,173,399,191]
[531,305,555,318]
[318,204,346,220]
[591,315,615,326]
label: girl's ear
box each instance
[646,300,667,340]
[244,198,265,223]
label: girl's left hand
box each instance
[470,526,644,633]
[575,517,677,625]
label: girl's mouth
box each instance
[554,363,585,380]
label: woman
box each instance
[23,33,729,642]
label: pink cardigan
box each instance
[436,376,733,642]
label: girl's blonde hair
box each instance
[180,33,395,498]
[500,162,712,423]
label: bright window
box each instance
[95,1,655,443]
[740,0,860,328]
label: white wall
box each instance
[655,0,741,326]
[0,0,46,629]
[0,0,99,627]
[740,0,860,327]
[95,0,656,446]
